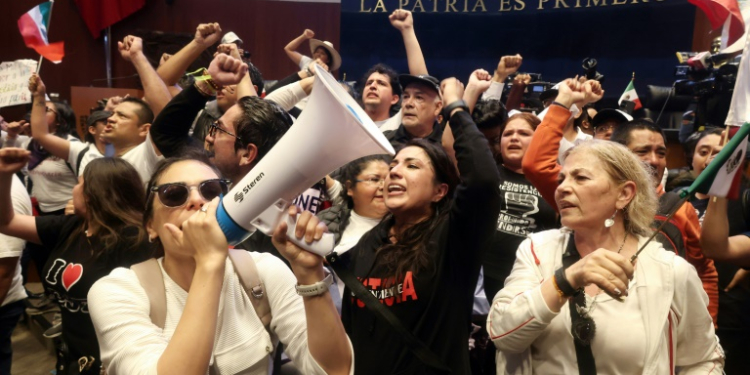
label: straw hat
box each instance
[309,39,341,71]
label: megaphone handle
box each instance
[285,214,335,257]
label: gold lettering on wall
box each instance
[446,0,459,12]
[473,0,487,11]
[357,0,666,12]
[374,0,388,12]
[499,0,512,10]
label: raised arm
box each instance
[157,23,222,87]
[442,78,501,254]
[27,73,71,159]
[265,77,315,112]
[463,69,492,113]
[390,10,428,75]
[119,36,172,116]
[216,43,256,99]
[701,197,750,266]
[0,149,39,244]
[522,79,593,211]
[284,29,315,67]
[150,54,247,157]
[505,74,531,111]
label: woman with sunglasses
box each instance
[88,152,352,375]
[0,148,152,375]
[488,141,722,374]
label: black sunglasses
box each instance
[150,179,230,208]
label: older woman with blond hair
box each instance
[488,140,723,374]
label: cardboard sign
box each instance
[0,60,37,108]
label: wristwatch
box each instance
[295,273,333,297]
[442,99,469,120]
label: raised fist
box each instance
[0,148,30,175]
[467,69,492,92]
[215,43,241,60]
[195,23,222,47]
[389,9,414,31]
[441,78,465,107]
[208,54,248,86]
[28,73,46,98]
[495,54,523,79]
[303,29,315,39]
[514,74,532,85]
[117,36,143,61]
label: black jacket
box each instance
[341,111,500,374]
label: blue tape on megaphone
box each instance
[216,199,252,246]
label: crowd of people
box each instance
[0,7,746,375]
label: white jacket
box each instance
[487,229,723,374]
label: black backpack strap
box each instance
[326,252,452,374]
[561,234,597,375]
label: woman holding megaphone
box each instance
[87,152,352,375]
[337,78,501,374]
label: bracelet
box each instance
[295,273,333,297]
[305,66,314,77]
[551,275,565,298]
[194,81,216,97]
[441,99,469,121]
[553,267,579,297]
[188,68,222,93]
[551,101,570,110]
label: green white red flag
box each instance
[17,1,64,64]
[618,80,642,110]
[682,124,750,200]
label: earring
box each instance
[604,210,617,228]
[148,236,154,243]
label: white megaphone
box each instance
[216,64,395,256]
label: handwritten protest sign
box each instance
[0,60,37,108]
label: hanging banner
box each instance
[341,0,696,97]
[0,60,37,108]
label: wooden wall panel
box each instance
[0,0,340,121]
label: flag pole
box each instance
[36,0,55,74]
[630,195,689,263]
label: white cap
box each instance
[221,32,243,45]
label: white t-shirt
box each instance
[0,175,32,307]
[23,135,79,212]
[78,134,163,187]
[89,254,346,375]
[332,210,381,298]
[376,111,402,132]
[559,127,593,162]
[68,141,104,177]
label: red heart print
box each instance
[62,263,83,291]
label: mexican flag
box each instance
[682,124,750,200]
[17,1,64,64]
[618,80,642,110]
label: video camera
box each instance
[673,48,739,127]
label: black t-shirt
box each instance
[691,196,750,330]
[37,215,152,366]
[482,166,557,283]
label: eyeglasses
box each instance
[594,124,617,134]
[208,121,238,139]
[355,177,385,187]
[150,179,229,208]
